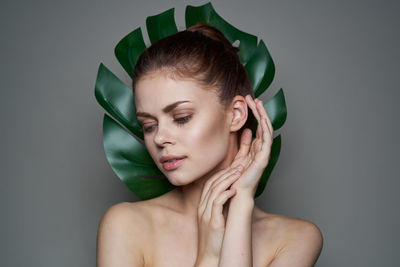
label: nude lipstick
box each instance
[160,155,187,171]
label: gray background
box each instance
[1,0,399,266]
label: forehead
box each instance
[134,73,220,111]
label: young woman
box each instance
[97,24,323,267]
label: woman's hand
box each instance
[229,95,274,197]
[195,165,244,266]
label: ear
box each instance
[229,95,248,132]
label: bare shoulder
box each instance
[98,201,153,235]
[96,201,154,267]
[253,208,323,266]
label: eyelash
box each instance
[175,115,192,126]
[142,115,192,133]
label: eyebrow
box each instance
[136,100,192,118]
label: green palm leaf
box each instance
[146,7,178,44]
[94,2,287,200]
[95,63,143,140]
[245,40,275,98]
[265,88,287,131]
[114,28,146,78]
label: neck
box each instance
[170,133,239,218]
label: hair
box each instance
[132,23,255,135]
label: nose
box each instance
[153,123,174,147]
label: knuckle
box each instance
[212,200,220,207]
[214,198,223,206]
[213,198,222,207]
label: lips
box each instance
[160,155,187,171]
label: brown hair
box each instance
[133,23,255,133]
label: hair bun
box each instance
[186,23,239,54]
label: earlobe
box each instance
[229,96,248,132]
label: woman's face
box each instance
[134,72,232,186]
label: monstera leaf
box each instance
[94,2,287,200]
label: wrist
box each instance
[232,188,255,201]
[230,189,255,209]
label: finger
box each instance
[200,166,232,204]
[199,167,241,215]
[199,167,228,217]
[212,167,242,192]
[256,99,273,136]
[253,108,273,167]
[203,176,239,222]
[202,171,241,220]
[255,98,272,137]
[201,166,241,208]
[260,113,273,155]
[246,95,262,139]
[234,128,252,160]
[211,188,236,226]
[255,99,272,145]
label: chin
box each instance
[166,175,193,186]
[164,170,201,186]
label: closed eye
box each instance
[143,124,156,133]
[174,115,192,126]
[142,115,192,133]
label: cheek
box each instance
[142,111,230,185]
[184,114,229,170]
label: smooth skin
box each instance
[97,72,323,267]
